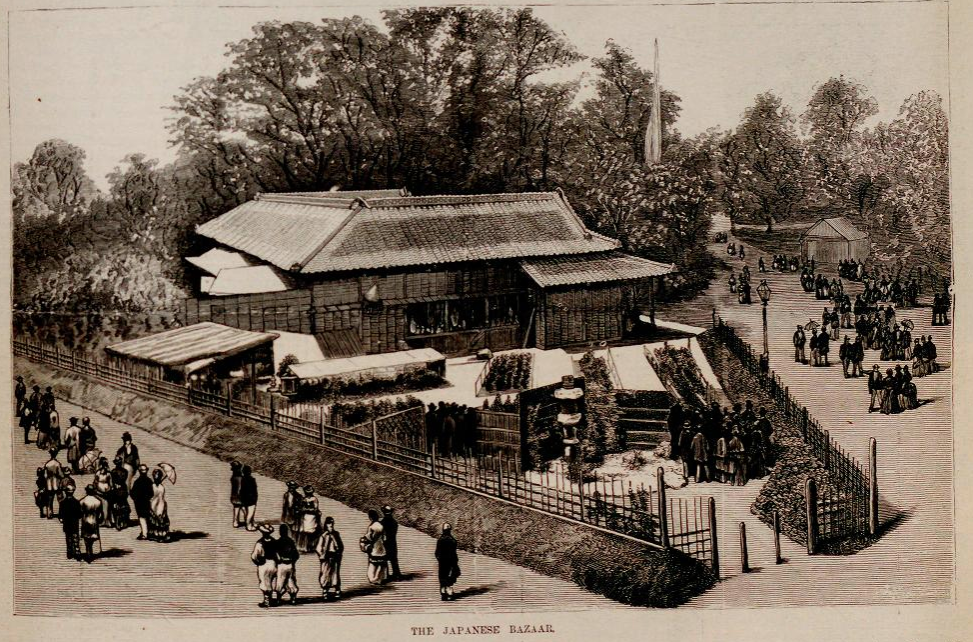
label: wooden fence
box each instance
[711,318,878,547]
[14,336,718,570]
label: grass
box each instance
[732,224,811,257]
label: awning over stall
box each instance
[520,251,674,288]
[106,322,278,367]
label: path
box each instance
[662,215,953,607]
[12,399,626,616]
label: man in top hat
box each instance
[868,365,883,413]
[131,464,154,540]
[15,375,26,417]
[63,417,83,473]
[793,325,806,363]
[381,505,401,581]
[57,481,82,560]
[251,524,278,608]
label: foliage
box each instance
[622,450,649,471]
[330,395,424,428]
[483,352,533,392]
[294,369,446,403]
[277,354,300,378]
[579,351,613,389]
[648,346,707,410]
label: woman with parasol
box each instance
[148,463,176,542]
[295,486,321,553]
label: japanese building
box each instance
[182,189,673,356]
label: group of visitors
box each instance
[727,265,753,304]
[726,242,746,260]
[425,402,480,457]
[867,364,920,414]
[931,291,952,326]
[18,383,174,563]
[858,273,921,309]
[667,400,775,487]
[714,231,728,244]
[15,382,60,449]
[760,254,800,273]
[837,258,867,282]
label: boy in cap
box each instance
[274,524,300,605]
[251,524,278,607]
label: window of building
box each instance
[406,294,520,336]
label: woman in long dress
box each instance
[435,523,461,601]
[92,457,114,526]
[361,509,387,585]
[148,468,170,542]
[879,369,901,415]
[281,481,302,529]
[295,486,320,553]
[714,435,728,484]
[316,516,344,600]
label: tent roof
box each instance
[801,217,868,241]
[106,322,278,367]
[520,251,674,288]
[207,265,289,296]
[185,248,250,276]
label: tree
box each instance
[12,139,99,223]
[719,92,806,231]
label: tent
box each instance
[800,217,869,263]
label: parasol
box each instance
[901,319,915,331]
[158,462,177,485]
[804,320,820,331]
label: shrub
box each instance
[277,354,299,378]
[622,450,649,471]
[483,352,533,392]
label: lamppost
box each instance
[757,280,772,367]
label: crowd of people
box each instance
[727,265,753,304]
[666,400,775,486]
[17,381,175,563]
[760,254,801,273]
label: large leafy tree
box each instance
[719,92,806,231]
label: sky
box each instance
[8,2,950,190]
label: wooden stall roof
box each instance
[195,190,619,275]
[106,322,279,366]
[315,329,366,359]
[288,348,444,380]
[185,248,251,276]
[207,265,289,296]
[520,251,674,288]
[800,217,868,241]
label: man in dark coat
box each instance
[274,524,300,605]
[818,330,830,366]
[240,465,259,531]
[868,365,883,413]
[58,483,82,560]
[131,464,154,540]
[793,325,806,363]
[809,329,820,366]
[381,505,401,580]
[851,336,865,377]
[79,417,97,459]
[116,432,140,475]
[666,401,685,454]
[839,336,852,378]
[15,376,26,417]
[435,523,460,601]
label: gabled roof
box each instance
[185,248,250,276]
[520,251,674,288]
[106,322,278,367]
[207,265,289,296]
[195,191,619,274]
[801,217,868,241]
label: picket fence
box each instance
[14,337,718,571]
[711,318,877,547]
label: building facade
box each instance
[183,190,673,356]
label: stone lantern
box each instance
[554,375,583,460]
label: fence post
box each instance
[802,407,809,439]
[823,430,830,469]
[577,465,584,522]
[225,382,233,417]
[270,394,277,431]
[739,522,749,573]
[805,477,818,555]
[657,467,670,548]
[430,443,437,479]
[319,411,326,446]
[869,437,879,536]
[773,510,783,564]
[371,420,379,460]
[497,452,504,499]
[708,497,720,579]
[784,387,790,415]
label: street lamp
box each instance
[757,280,772,365]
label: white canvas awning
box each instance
[208,265,288,296]
[288,348,444,381]
[186,248,251,276]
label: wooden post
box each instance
[657,467,670,548]
[773,510,783,564]
[577,465,585,522]
[708,497,720,579]
[802,407,809,439]
[805,478,818,555]
[430,443,437,479]
[497,452,504,498]
[371,420,379,460]
[869,437,879,536]
[319,411,326,445]
[269,394,276,431]
[225,381,233,416]
[784,386,790,415]
[823,430,830,470]
[739,522,749,573]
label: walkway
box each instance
[663,215,953,607]
[12,399,625,616]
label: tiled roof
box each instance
[802,217,868,241]
[196,191,619,274]
[520,251,674,288]
[106,322,278,366]
[281,188,409,199]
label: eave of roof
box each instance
[106,322,278,367]
[520,251,674,288]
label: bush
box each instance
[294,368,446,403]
[579,351,613,389]
[483,352,533,392]
[648,346,707,410]
[622,450,649,471]
[277,354,299,378]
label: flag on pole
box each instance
[645,38,663,165]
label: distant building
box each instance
[800,217,870,263]
[182,189,673,356]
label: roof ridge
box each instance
[363,192,558,208]
[255,193,357,208]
